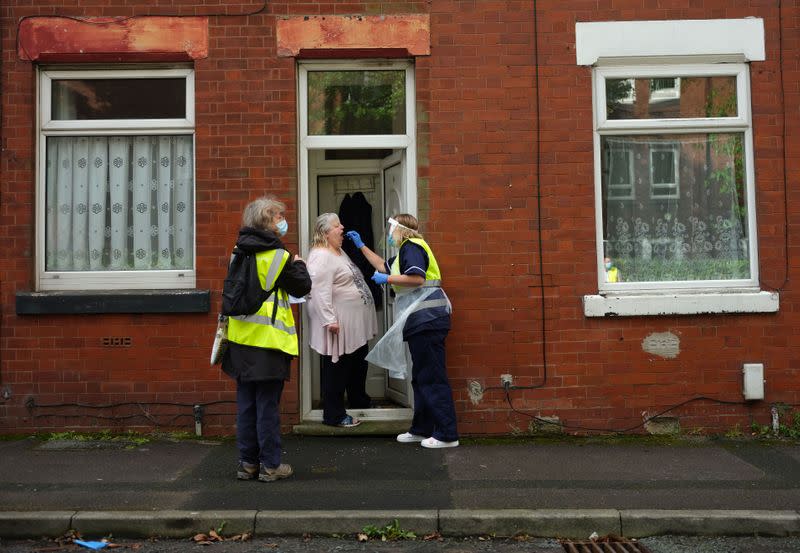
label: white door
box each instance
[381,152,414,407]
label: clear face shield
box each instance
[386,217,412,248]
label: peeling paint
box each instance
[18,16,209,62]
[276,14,430,58]
[642,331,680,359]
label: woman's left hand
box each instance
[327,322,340,335]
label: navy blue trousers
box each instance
[320,344,371,425]
[407,330,459,442]
[236,379,284,469]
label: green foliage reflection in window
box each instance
[307,71,406,135]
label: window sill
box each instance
[16,289,210,315]
[583,290,779,317]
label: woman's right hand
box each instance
[327,322,340,335]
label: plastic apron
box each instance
[365,285,452,379]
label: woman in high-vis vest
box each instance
[222,196,311,482]
[346,214,459,448]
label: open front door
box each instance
[381,151,414,407]
[297,59,417,424]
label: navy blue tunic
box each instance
[386,241,450,339]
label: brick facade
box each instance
[1,0,797,436]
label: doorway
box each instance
[296,60,417,423]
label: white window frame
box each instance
[36,67,196,291]
[585,62,777,316]
[593,63,758,293]
[649,144,679,199]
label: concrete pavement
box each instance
[1,434,800,539]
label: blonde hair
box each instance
[392,213,422,242]
[311,213,340,249]
[242,195,286,232]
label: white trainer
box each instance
[421,437,459,449]
[396,432,426,443]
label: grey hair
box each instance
[311,212,340,249]
[242,195,286,232]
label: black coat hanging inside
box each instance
[339,192,383,308]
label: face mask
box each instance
[387,234,397,248]
[276,219,288,236]
[605,262,613,270]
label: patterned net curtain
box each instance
[45,135,193,271]
[602,134,749,282]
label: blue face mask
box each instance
[387,234,397,248]
[276,219,288,236]
[605,262,613,270]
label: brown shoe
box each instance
[259,463,293,482]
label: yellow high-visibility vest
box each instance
[606,266,620,283]
[390,237,442,293]
[227,248,299,356]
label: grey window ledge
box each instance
[16,289,211,315]
[583,290,779,317]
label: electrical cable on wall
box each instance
[26,398,237,429]
[512,0,548,392]
[501,382,750,434]
[760,0,791,292]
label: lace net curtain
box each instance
[45,135,193,271]
[602,134,749,282]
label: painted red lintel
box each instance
[277,14,430,58]
[18,16,209,62]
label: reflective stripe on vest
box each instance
[409,298,449,314]
[227,248,299,356]
[390,237,442,294]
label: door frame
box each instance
[296,59,418,422]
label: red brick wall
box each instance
[1,0,797,436]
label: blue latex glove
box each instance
[371,271,389,285]
[345,230,364,249]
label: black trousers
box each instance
[320,344,371,425]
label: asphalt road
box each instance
[4,535,800,553]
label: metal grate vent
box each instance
[561,538,653,553]
[101,337,132,347]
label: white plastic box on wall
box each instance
[742,363,765,401]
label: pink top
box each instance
[306,247,378,363]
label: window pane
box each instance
[45,135,194,271]
[308,71,406,135]
[601,133,750,283]
[51,79,186,120]
[606,76,737,120]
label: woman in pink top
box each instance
[306,213,378,427]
